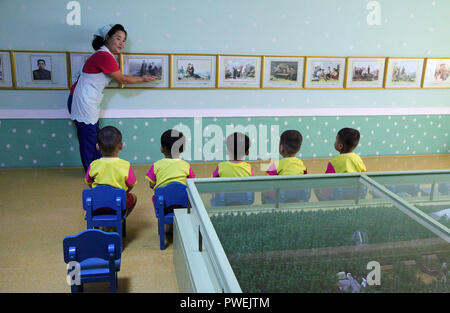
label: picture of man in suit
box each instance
[33,59,52,81]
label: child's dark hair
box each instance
[161,129,185,157]
[280,130,303,155]
[226,132,250,160]
[97,126,122,155]
[92,24,127,51]
[337,128,360,152]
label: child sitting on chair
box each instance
[315,127,367,200]
[145,129,195,214]
[266,129,307,176]
[212,132,254,177]
[325,127,367,173]
[85,126,137,217]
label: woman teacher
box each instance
[68,24,157,172]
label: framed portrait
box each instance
[68,52,91,87]
[13,51,68,89]
[384,57,425,89]
[345,57,386,89]
[171,54,216,88]
[304,57,346,89]
[262,56,304,88]
[422,58,450,88]
[121,53,169,88]
[0,51,14,89]
[218,55,262,88]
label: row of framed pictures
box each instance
[0,50,449,89]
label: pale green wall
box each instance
[0,0,449,168]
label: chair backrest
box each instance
[154,182,188,210]
[82,185,126,215]
[63,229,121,263]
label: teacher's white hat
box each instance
[94,24,114,39]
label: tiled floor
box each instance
[0,154,448,292]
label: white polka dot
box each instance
[33,160,37,164]
[12,128,16,133]
[42,144,47,148]
[133,136,137,140]
[18,156,23,161]
[56,150,61,155]
[25,144,29,149]
[150,138,155,142]
[6,144,10,149]
[60,163,64,167]
[51,133,56,138]
[68,133,72,138]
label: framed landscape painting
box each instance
[422,58,450,88]
[304,57,346,89]
[218,55,261,88]
[122,53,169,88]
[345,57,386,89]
[384,57,424,88]
[262,56,304,88]
[171,54,216,88]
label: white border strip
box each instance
[0,107,449,119]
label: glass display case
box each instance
[173,170,450,293]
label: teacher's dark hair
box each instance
[91,24,127,51]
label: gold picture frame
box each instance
[344,57,386,89]
[170,54,217,89]
[304,56,346,89]
[384,57,425,89]
[217,54,262,89]
[0,50,14,89]
[12,50,69,89]
[422,57,450,88]
[262,55,305,89]
[121,52,170,89]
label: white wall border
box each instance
[0,107,449,119]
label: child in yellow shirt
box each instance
[85,126,137,217]
[212,132,254,177]
[325,127,366,173]
[266,129,307,176]
[145,129,195,214]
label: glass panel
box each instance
[370,173,450,230]
[210,203,450,293]
[196,176,392,214]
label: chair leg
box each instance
[110,273,117,293]
[159,221,165,250]
[71,283,83,293]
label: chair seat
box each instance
[80,257,121,271]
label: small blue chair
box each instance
[261,189,311,204]
[82,185,127,243]
[154,182,188,250]
[210,192,255,206]
[63,229,121,293]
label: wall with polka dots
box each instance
[0,0,449,168]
